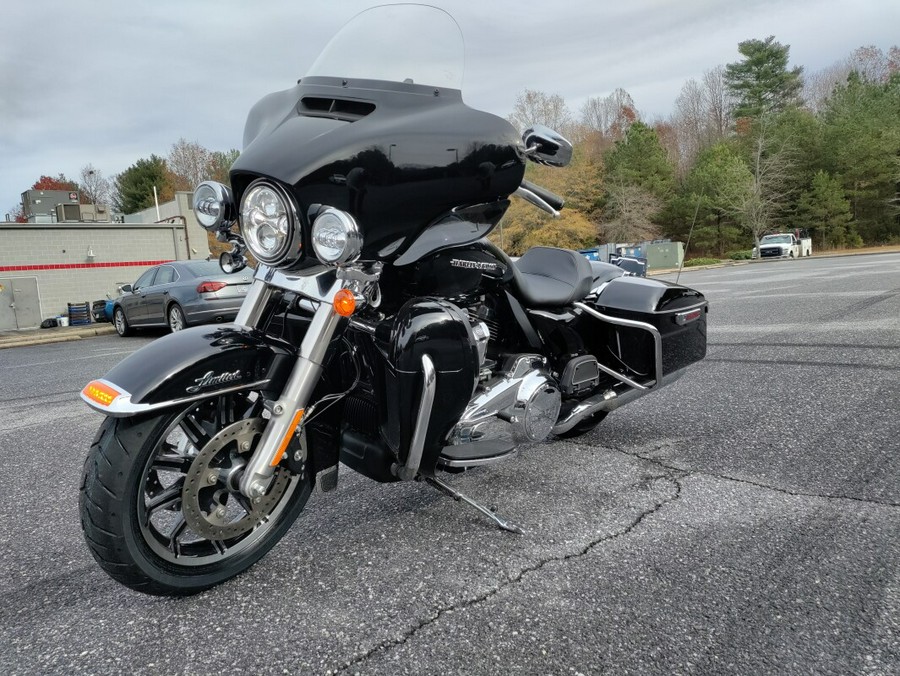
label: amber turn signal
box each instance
[271,409,304,466]
[82,380,122,407]
[333,289,356,317]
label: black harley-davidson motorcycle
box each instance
[79,5,707,595]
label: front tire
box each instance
[80,391,312,595]
[114,306,132,337]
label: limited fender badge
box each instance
[186,370,242,394]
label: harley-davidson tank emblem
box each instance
[450,259,499,272]
[186,370,243,394]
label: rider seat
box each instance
[510,246,599,307]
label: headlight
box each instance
[193,181,235,231]
[240,180,302,266]
[311,207,363,266]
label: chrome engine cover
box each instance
[450,354,561,445]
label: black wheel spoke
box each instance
[212,540,227,555]
[180,413,211,448]
[217,394,236,428]
[168,514,187,555]
[151,453,193,474]
[233,492,255,516]
[147,481,184,515]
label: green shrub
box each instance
[727,250,752,260]
[683,257,721,267]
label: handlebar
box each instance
[514,180,565,217]
[521,180,564,211]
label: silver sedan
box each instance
[112,260,252,336]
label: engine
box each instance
[449,354,562,447]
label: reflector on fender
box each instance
[333,289,356,317]
[675,308,703,326]
[82,380,123,407]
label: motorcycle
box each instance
[79,4,707,596]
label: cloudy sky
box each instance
[1,0,897,216]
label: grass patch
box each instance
[728,250,753,260]
[683,257,722,267]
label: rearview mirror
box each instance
[522,124,573,167]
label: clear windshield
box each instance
[762,235,791,244]
[305,4,465,89]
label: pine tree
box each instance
[725,36,803,119]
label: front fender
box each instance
[81,324,297,416]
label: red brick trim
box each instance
[0,260,175,273]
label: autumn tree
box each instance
[31,174,79,192]
[580,88,638,141]
[114,155,171,215]
[725,36,803,119]
[729,119,797,246]
[601,181,663,244]
[672,66,732,173]
[167,138,213,192]
[598,121,676,243]
[804,44,900,113]
[7,204,26,223]
[79,164,113,206]
[495,146,602,255]
[508,89,573,136]
[209,149,241,184]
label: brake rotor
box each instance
[181,418,292,540]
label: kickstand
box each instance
[425,476,525,535]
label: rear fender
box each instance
[81,324,297,416]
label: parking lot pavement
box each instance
[0,254,897,674]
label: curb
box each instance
[0,325,117,350]
[649,249,900,275]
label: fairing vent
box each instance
[299,97,376,122]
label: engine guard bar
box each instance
[573,302,663,391]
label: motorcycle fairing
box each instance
[81,325,297,416]
[231,77,525,263]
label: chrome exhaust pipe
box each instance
[551,368,686,435]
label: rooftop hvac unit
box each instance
[56,204,82,222]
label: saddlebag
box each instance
[591,276,707,379]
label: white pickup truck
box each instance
[753,232,813,259]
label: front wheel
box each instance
[80,390,312,595]
[114,306,132,337]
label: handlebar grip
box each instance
[520,180,564,211]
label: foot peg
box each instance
[426,476,524,535]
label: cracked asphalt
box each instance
[0,253,897,675]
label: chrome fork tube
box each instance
[235,276,274,328]
[239,300,343,499]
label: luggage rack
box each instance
[573,301,662,390]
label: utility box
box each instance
[644,241,684,270]
[0,277,42,330]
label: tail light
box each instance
[197,281,227,294]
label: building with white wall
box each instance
[0,192,210,329]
